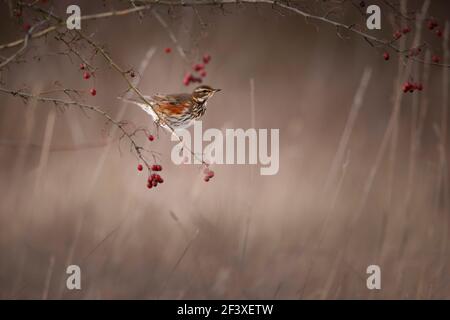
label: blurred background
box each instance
[0,0,449,299]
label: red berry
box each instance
[80,63,86,70]
[193,63,205,72]
[411,83,423,92]
[204,176,210,182]
[203,54,211,64]
[137,164,143,171]
[436,29,443,37]
[207,170,214,178]
[151,164,162,171]
[402,82,412,93]
[427,21,435,30]
[428,20,438,30]
[90,88,96,96]
[152,180,158,187]
[14,9,22,17]
[383,52,390,61]
[183,73,193,86]
[393,31,402,40]
[200,70,207,77]
[432,55,440,63]
[190,76,202,83]
[164,47,172,54]
[402,26,411,34]
[83,72,91,80]
[148,134,154,141]
[147,183,153,189]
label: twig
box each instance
[1,1,449,68]
[0,87,153,168]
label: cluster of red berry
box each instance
[80,63,97,96]
[427,19,444,62]
[402,81,423,93]
[388,19,444,62]
[392,25,412,40]
[12,7,28,31]
[384,18,445,94]
[183,54,212,86]
[427,19,443,37]
[147,172,164,189]
[203,167,215,182]
[137,134,165,189]
[137,162,164,189]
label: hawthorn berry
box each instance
[183,73,193,86]
[203,167,215,181]
[147,183,153,189]
[193,63,205,72]
[80,63,86,70]
[164,47,172,53]
[432,55,441,63]
[83,72,91,80]
[427,20,438,30]
[200,70,207,77]
[436,29,443,37]
[203,54,211,64]
[402,26,411,34]
[137,164,143,171]
[383,52,390,61]
[402,82,413,93]
[148,134,154,141]
[409,48,421,57]
[151,164,162,171]
[393,31,402,40]
[90,88,96,96]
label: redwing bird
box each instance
[119,85,221,131]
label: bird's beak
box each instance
[214,88,222,92]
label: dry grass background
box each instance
[0,0,449,299]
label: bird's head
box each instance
[192,85,221,103]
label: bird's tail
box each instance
[117,96,162,126]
